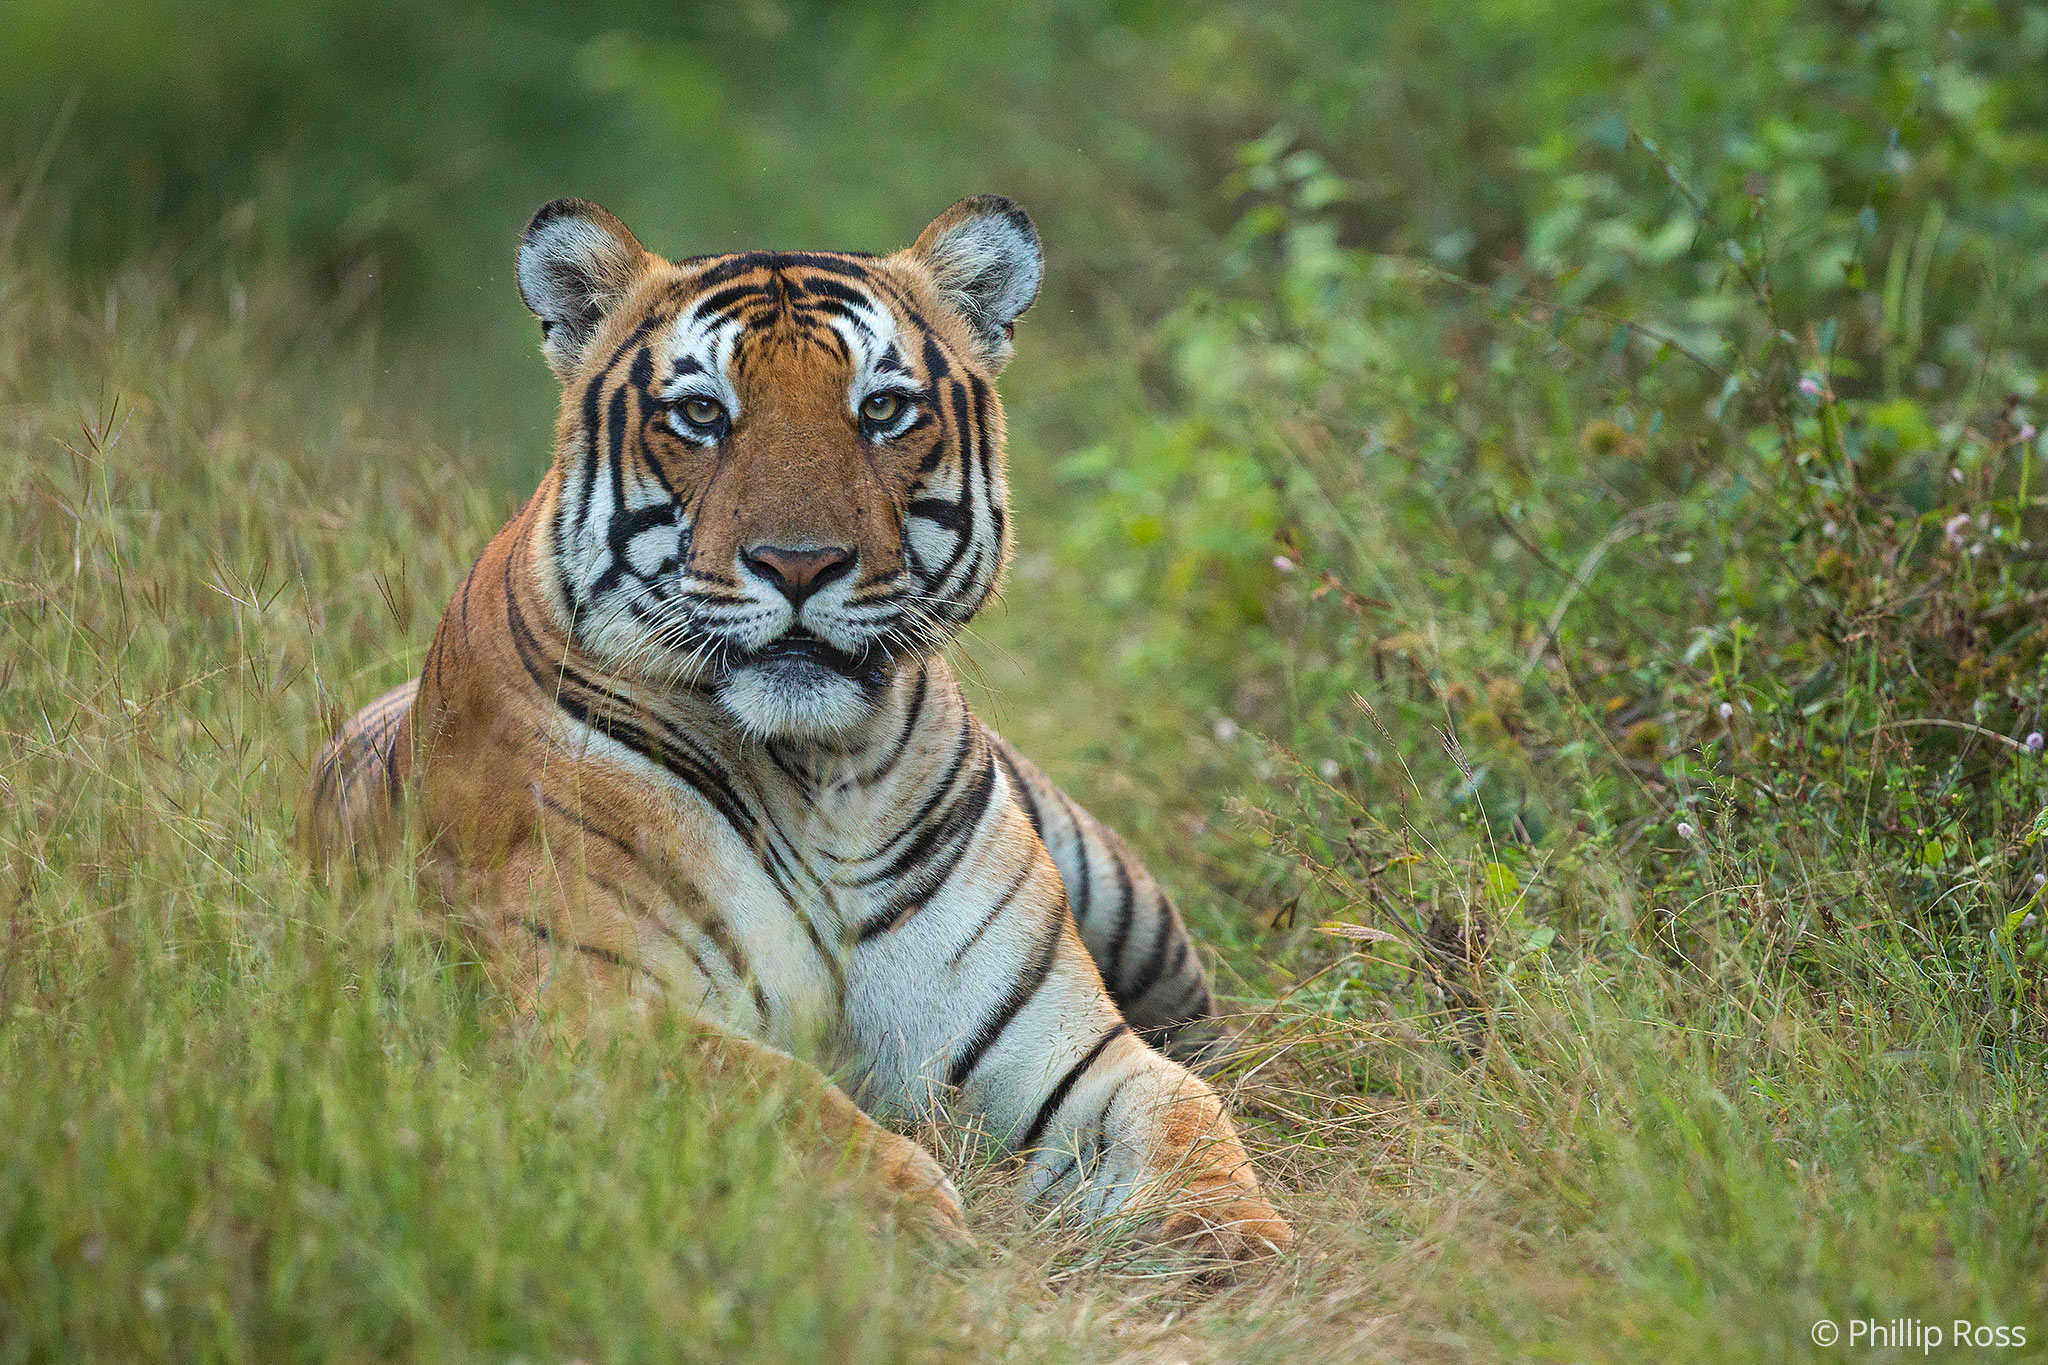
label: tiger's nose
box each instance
[741,543,856,605]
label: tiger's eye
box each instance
[680,397,724,428]
[860,392,905,424]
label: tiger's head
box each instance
[514,195,1041,739]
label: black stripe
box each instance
[637,904,715,986]
[428,618,451,697]
[1151,970,1209,1028]
[995,744,1046,839]
[1061,798,1094,925]
[1037,1063,1133,1200]
[906,497,972,534]
[847,742,995,892]
[966,369,1002,558]
[505,557,758,849]
[693,281,778,318]
[606,373,629,517]
[1103,849,1137,984]
[847,664,927,787]
[926,378,980,587]
[537,791,638,863]
[330,700,408,804]
[311,746,343,806]
[763,741,815,797]
[1078,1069,1138,1177]
[456,560,479,640]
[835,719,974,869]
[947,861,1036,967]
[1015,1023,1129,1152]
[851,748,999,937]
[920,333,954,384]
[1167,933,1191,979]
[558,312,669,613]
[378,718,403,793]
[517,918,639,975]
[684,251,880,287]
[801,275,890,313]
[948,910,1064,1087]
[505,551,837,999]
[1121,894,1178,1007]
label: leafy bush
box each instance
[1038,0,2048,1034]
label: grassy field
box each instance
[7,2,2048,1360]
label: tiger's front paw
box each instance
[872,1130,973,1249]
[1137,1174,1293,1267]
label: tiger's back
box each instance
[305,678,415,871]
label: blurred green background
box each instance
[20,0,2048,459]
[6,1,2048,1357]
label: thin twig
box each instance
[1520,503,1679,682]
[1863,718,2030,754]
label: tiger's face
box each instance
[515,196,1042,739]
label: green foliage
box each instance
[1076,0,2048,991]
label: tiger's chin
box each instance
[716,660,880,740]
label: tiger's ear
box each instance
[909,195,1042,371]
[516,198,650,380]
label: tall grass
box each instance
[7,213,2041,1363]
[0,247,985,1361]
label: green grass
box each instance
[8,1,2048,1358]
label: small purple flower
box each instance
[1798,376,1824,398]
[1944,512,1972,549]
[1951,467,1965,484]
[2021,423,2038,444]
[1272,554,1296,574]
[1677,821,1697,840]
[2025,731,2044,754]
[1718,701,1735,722]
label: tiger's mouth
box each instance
[730,629,891,687]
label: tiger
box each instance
[304,194,1291,1261]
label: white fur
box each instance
[517,207,644,377]
[655,304,746,428]
[717,664,872,740]
[919,205,1043,367]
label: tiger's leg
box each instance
[465,844,971,1245]
[848,831,1289,1265]
[676,1016,970,1244]
[988,735,1223,1063]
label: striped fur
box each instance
[305,197,1287,1261]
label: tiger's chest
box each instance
[556,714,949,1053]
